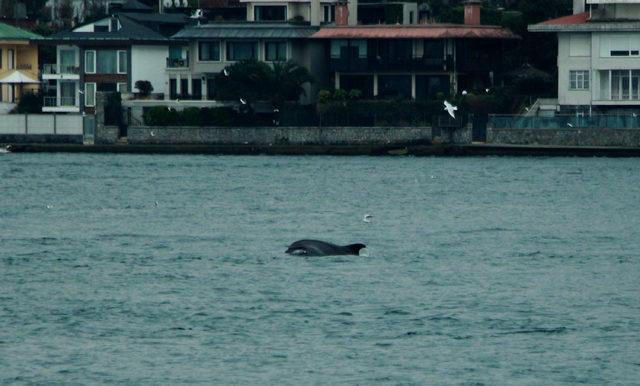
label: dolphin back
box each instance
[286,240,365,256]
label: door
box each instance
[472,113,488,142]
[83,114,95,144]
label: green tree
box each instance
[213,60,314,106]
[57,0,74,28]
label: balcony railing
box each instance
[42,64,80,75]
[17,63,32,70]
[166,57,189,68]
[329,56,451,72]
[44,96,77,107]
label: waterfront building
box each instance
[41,1,188,113]
[312,1,518,100]
[529,0,640,113]
[0,22,41,112]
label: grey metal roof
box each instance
[44,15,171,43]
[172,23,319,39]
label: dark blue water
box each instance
[1,154,640,384]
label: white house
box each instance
[41,9,188,113]
[530,0,640,113]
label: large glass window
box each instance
[609,69,640,100]
[198,41,220,61]
[85,50,96,73]
[265,41,287,61]
[226,41,258,61]
[423,40,444,59]
[323,5,335,23]
[60,81,76,106]
[85,82,96,106]
[569,70,589,90]
[117,50,127,74]
[254,5,286,21]
[96,50,117,73]
[59,49,76,72]
[352,40,367,59]
[330,40,348,59]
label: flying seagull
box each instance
[444,100,458,119]
[461,90,468,96]
[240,98,247,105]
[223,69,229,76]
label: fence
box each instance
[490,114,640,129]
[0,114,84,135]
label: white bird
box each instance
[567,123,573,128]
[363,214,373,223]
[240,98,247,105]
[154,201,159,207]
[444,100,458,119]
[150,130,155,137]
[190,9,204,18]
[485,88,490,93]
[223,68,229,76]
[0,145,11,154]
[461,90,468,96]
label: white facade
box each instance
[131,45,169,95]
[558,31,640,108]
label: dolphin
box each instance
[285,240,366,256]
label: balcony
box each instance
[43,96,79,112]
[329,56,450,73]
[42,64,80,80]
[166,57,189,68]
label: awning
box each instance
[0,70,40,84]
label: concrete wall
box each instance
[0,114,83,135]
[128,126,435,145]
[131,45,168,95]
[488,127,640,147]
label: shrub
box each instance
[16,92,43,114]
[143,106,237,126]
[317,89,332,104]
[135,80,154,97]
[348,89,362,100]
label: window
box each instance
[7,49,14,69]
[169,46,183,59]
[409,11,414,24]
[609,69,640,100]
[423,40,444,59]
[198,41,220,61]
[117,50,127,74]
[226,41,258,61]
[352,40,367,59]
[569,70,589,90]
[192,79,202,99]
[60,81,76,106]
[254,5,286,21]
[85,50,96,73]
[330,40,348,59]
[117,82,128,93]
[85,82,96,106]
[96,50,117,73]
[59,49,76,72]
[323,5,335,23]
[265,41,287,61]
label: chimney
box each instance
[310,0,321,26]
[336,1,349,26]
[573,0,585,14]
[464,0,481,25]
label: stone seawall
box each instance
[488,128,640,147]
[128,126,435,146]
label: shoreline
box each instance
[4,143,640,157]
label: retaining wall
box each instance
[488,128,640,147]
[128,126,435,146]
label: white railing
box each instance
[0,114,83,135]
[43,96,77,107]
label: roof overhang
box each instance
[311,25,520,39]
[173,24,319,39]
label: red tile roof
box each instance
[542,12,589,25]
[312,24,519,39]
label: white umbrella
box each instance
[0,70,40,84]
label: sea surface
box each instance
[1,153,639,385]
